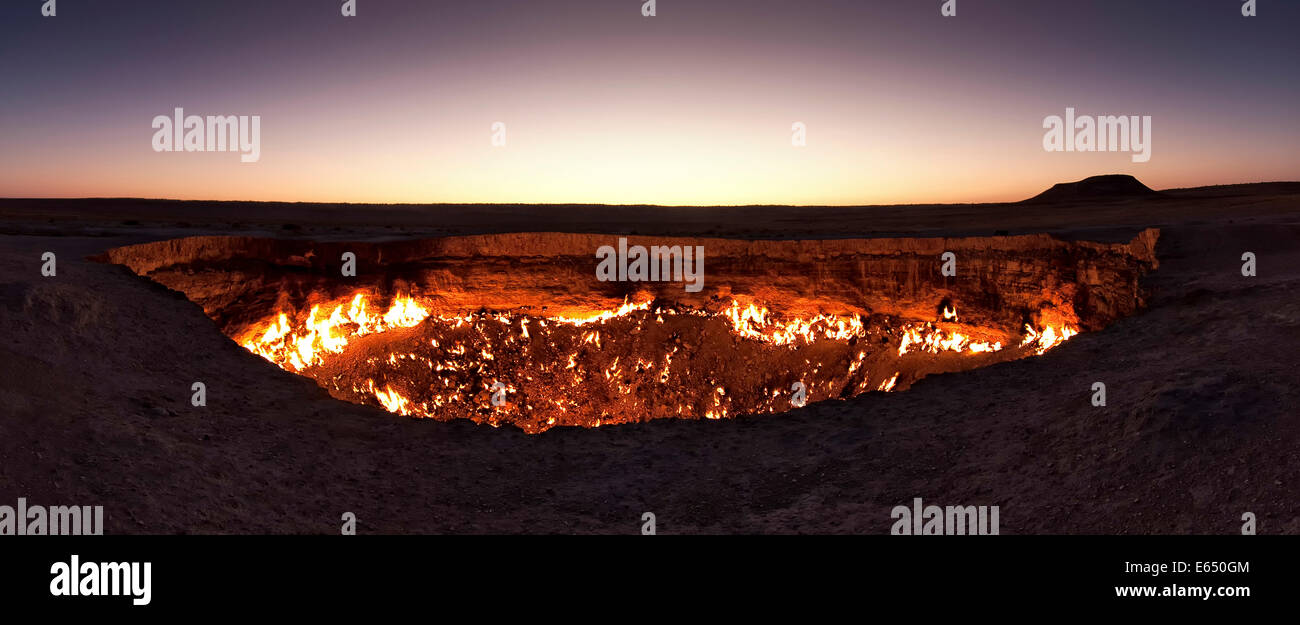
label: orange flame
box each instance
[235,291,1083,429]
[240,294,429,371]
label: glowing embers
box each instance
[722,301,866,345]
[896,304,1076,357]
[313,301,896,432]
[231,293,1080,433]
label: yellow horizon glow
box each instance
[2,76,1295,205]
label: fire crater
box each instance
[101,230,1159,432]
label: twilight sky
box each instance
[1,0,1296,205]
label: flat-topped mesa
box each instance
[1024,174,1163,204]
[101,229,1159,432]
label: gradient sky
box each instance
[1,0,1296,205]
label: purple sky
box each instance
[1,0,1296,204]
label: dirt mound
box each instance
[1024,175,1162,204]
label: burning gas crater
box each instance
[235,292,1077,433]
[99,230,1158,433]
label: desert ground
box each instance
[1,179,1297,533]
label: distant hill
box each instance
[1023,175,1162,203]
[1161,181,1300,198]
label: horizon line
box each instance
[3,179,1298,209]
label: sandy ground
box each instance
[0,187,1297,534]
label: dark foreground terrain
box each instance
[1,181,1297,533]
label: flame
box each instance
[383,297,430,328]
[721,300,866,345]
[878,372,900,392]
[1020,323,1078,355]
[240,294,429,371]
[369,380,411,416]
[552,296,653,326]
[898,323,1003,356]
[235,291,1085,432]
